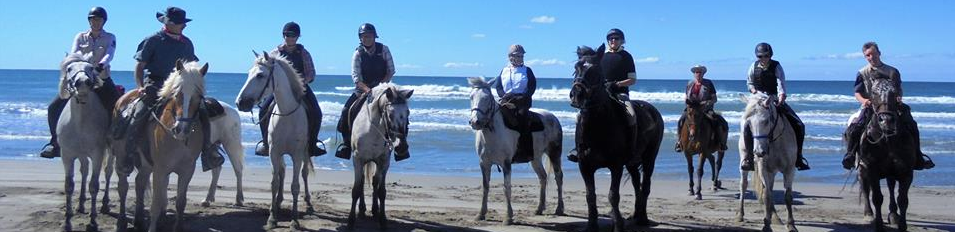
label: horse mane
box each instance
[258,51,305,99]
[159,61,206,99]
[742,93,771,120]
[467,76,491,89]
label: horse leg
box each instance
[695,153,706,200]
[476,163,490,221]
[762,170,776,232]
[202,165,221,207]
[897,175,912,232]
[784,171,797,232]
[738,170,748,222]
[133,168,149,230]
[347,159,364,229]
[264,154,283,230]
[87,154,104,231]
[224,139,245,206]
[61,158,75,232]
[626,164,642,226]
[870,177,886,232]
[302,157,315,215]
[503,161,514,225]
[101,152,114,214]
[707,152,719,191]
[887,178,898,225]
[289,156,303,230]
[174,168,196,232]
[531,157,548,215]
[634,161,656,225]
[684,153,695,196]
[861,173,874,222]
[609,167,625,232]
[148,171,170,232]
[116,171,129,232]
[375,164,389,229]
[581,166,599,232]
[715,151,725,190]
[78,157,89,214]
[552,151,565,216]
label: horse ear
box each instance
[262,51,270,60]
[399,89,414,99]
[200,63,209,76]
[252,49,259,57]
[175,59,185,72]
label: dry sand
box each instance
[0,159,952,231]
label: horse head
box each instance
[869,77,901,137]
[60,52,105,104]
[570,45,606,109]
[236,50,278,112]
[159,60,208,140]
[467,76,496,130]
[685,103,706,143]
[370,83,414,157]
[741,93,779,157]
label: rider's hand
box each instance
[862,99,871,108]
[778,93,786,106]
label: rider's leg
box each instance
[255,96,274,157]
[199,106,224,172]
[303,85,326,157]
[741,124,755,171]
[900,103,934,170]
[781,103,810,170]
[675,109,687,152]
[40,97,69,158]
[335,92,360,159]
[842,108,868,170]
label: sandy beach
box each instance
[0,159,952,232]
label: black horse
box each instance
[570,46,663,232]
[857,77,917,232]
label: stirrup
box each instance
[796,157,811,171]
[567,148,579,163]
[310,140,327,157]
[39,143,59,159]
[916,154,935,170]
[254,140,268,157]
[335,144,351,160]
[674,142,683,152]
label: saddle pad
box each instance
[502,110,546,132]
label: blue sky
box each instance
[1,0,953,81]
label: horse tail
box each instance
[364,162,376,188]
[753,166,766,204]
[304,153,315,177]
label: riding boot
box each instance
[900,104,934,170]
[674,112,686,152]
[40,97,68,158]
[513,129,534,163]
[741,126,755,171]
[255,96,274,157]
[199,109,224,172]
[783,104,810,171]
[124,97,153,162]
[567,148,579,163]
[95,77,120,116]
[567,116,584,163]
[842,122,864,170]
[712,112,729,151]
[304,86,326,157]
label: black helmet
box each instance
[358,23,378,38]
[283,22,301,37]
[606,28,625,41]
[755,42,773,57]
[88,6,107,21]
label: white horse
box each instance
[56,53,113,231]
[466,76,564,225]
[737,93,798,232]
[347,83,413,229]
[201,102,246,207]
[236,51,315,230]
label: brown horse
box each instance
[677,103,728,200]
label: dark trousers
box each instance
[47,77,120,145]
[500,95,533,161]
[337,92,367,147]
[259,85,322,148]
[845,104,926,161]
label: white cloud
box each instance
[443,62,482,68]
[471,33,486,38]
[634,57,660,63]
[398,64,422,69]
[525,59,567,66]
[530,15,556,24]
[519,25,534,29]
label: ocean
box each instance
[2,69,953,187]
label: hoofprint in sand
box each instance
[0,159,951,231]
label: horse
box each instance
[236,51,315,230]
[857,77,917,232]
[466,76,565,225]
[736,93,798,232]
[569,46,664,232]
[677,102,728,200]
[346,83,413,229]
[55,52,113,231]
[111,99,245,231]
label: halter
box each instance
[469,88,499,131]
[151,86,204,144]
[751,104,783,143]
[366,90,405,150]
[64,62,100,99]
[249,59,304,125]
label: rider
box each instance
[335,23,405,161]
[254,22,326,157]
[674,65,727,152]
[40,6,121,158]
[492,44,538,163]
[119,7,223,171]
[841,42,934,170]
[741,42,809,171]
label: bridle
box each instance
[751,100,783,144]
[249,59,303,125]
[367,90,406,150]
[469,88,499,131]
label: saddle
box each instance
[203,97,225,119]
[501,108,545,132]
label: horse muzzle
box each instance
[171,120,194,140]
[236,98,255,112]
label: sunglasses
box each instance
[757,55,769,58]
[608,36,622,41]
[284,32,299,38]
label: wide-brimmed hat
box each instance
[156,7,191,25]
[690,65,707,74]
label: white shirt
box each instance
[499,64,529,94]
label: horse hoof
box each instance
[305,206,315,215]
[474,214,485,221]
[695,194,702,200]
[200,201,211,207]
[291,220,303,230]
[86,223,98,232]
[234,200,243,207]
[100,205,110,214]
[787,223,798,232]
[888,212,899,225]
[534,209,544,215]
[62,223,72,232]
[762,224,772,232]
[503,218,513,226]
[264,217,277,230]
[687,190,695,196]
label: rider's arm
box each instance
[350,50,369,92]
[492,74,505,97]
[301,47,316,83]
[775,64,787,104]
[98,33,116,67]
[746,63,757,94]
[381,45,395,83]
[617,52,636,87]
[134,62,146,88]
[133,36,155,88]
[526,67,537,97]
[853,72,869,106]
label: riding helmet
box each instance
[358,23,378,38]
[88,6,107,21]
[755,42,773,57]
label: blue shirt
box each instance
[134,31,198,80]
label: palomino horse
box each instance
[569,46,664,232]
[111,60,209,232]
[857,78,917,232]
[346,83,413,229]
[736,93,798,232]
[467,76,565,224]
[56,52,113,231]
[677,102,728,200]
[111,99,245,231]
[236,51,315,230]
